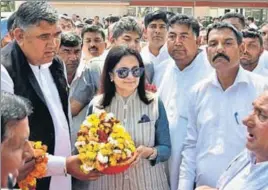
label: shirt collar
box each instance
[253,60,265,73]
[172,48,203,72]
[146,43,168,57]
[246,150,268,173]
[115,89,138,103]
[28,62,52,71]
[211,66,250,88]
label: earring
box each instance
[111,79,113,82]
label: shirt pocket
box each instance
[135,121,156,147]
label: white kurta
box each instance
[157,50,213,190]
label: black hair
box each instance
[84,19,93,25]
[247,17,254,22]
[106,16,120,24]
[168,14,200,37]
[144,10,168,28]
[165,11,175,20]
[207,22,243,45]
[221,12,246,28]
[99,45,152,108]
[112,17,142,39]
[15,1,58,30]
[1,92,33,142]
[81,25,105,41]
[60,32,82,47]
[242,28,263,46]
[7,11,16,31]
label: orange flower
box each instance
[19,141,48,190]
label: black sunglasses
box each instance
[114,66,144,79]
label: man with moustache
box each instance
[58,32,82,85]
[178,22,268,190]
[240,29,268,76]
[196,91,268,190]
[1,2,102,190]
[155,14,213,190]
[76,25,106,77]
[259,22,268,69]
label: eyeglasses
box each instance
[114,67,144,79]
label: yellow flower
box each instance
[86,151,97,160]
[113,124,125,133]
[77,136,86,142]
[89,127,98,134]
[78,153,87,161]
[100,148,112,156]
[109,155,117,166]
[122,152,127,160]
[34,141,42,149]
[87,114,100,127]
[117,143,124,150]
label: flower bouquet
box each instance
[18,141,48,190]
[75,111,136,175]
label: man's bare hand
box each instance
[66,155,103,181]
[17,158,35,182]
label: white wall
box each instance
[50,2,129,20]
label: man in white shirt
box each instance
[141,11,170,70]
[1,2,101,190]
[247,17,258,30]
[260,22,268,51]
[141,10,170,64]
[155,14,213,190]
[259,22,268,69]
[178,22,268,190]
[196,91,268,190]
[240,29,268,76]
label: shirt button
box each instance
[124,105,127,109]
[124,119,127,123]
[125,175,129,180]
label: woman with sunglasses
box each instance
[85,45,171,190]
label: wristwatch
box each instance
[147,147,157,160]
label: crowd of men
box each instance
[1,1,268,190]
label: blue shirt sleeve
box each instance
[151,97,171,166]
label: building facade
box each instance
[7,1,268,23]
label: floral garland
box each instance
[75,111,136,174]
[18,141,48,190]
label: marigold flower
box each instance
[76,111,136,174]
[19,141,48,190]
